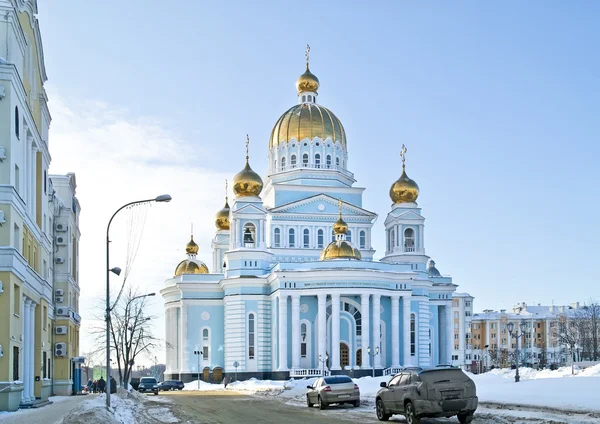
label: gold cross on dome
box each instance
[225,179,228,200]
[401,144,407,166]
[338,198,343,217]
[305,44,310,69]
[190,222,194,237]
[245,134,250,159]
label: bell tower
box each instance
[381,145,429,269]
[223,136,273,277]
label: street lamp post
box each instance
[507,321,527,383]
[193,350,202,389]
[106,194,171,409]
[366,346,380,378]
[318,353,329,377]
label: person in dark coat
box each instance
[110,376,117,394]
[92,380,97,393]
[97,376,106,393]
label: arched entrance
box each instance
[340,343,349,369]
[202,367,210,381]
[213,367,223,383]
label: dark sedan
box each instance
[159,380,185,391]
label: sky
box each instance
[36,1,600,364]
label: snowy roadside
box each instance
[59,390,179,424]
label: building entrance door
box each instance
[340,343,349,368]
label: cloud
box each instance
[47,87,229,364]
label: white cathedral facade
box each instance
[161,55,458,381]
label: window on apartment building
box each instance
[491,323,496,329]
[13,346,19,380]
[466,354,471,360]
[466,311,471,316]
[537,333,542,340]
[43,351,47,378]
[15,106,19,139]
[537,323,541,328]
[248,313,255,359]
[491,333,496,339]
[465,301,471,307]
[454,344,459,350]
[410,314,415,355]
[454,334,459,340]
[14,165,20,194]
[13,283,20,315]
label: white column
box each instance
[317,294,327,369]
[291,295,301,369]
[372,294,382,368]
[446,305,453,365]
[331,293,341,370]
[402,295,412,365]
[22,299,30,402]
[391,295,400,368]
[29,302,36,400]
[181,303,188,373]
[278,294,288,370]
[361,294,371,369]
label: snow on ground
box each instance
[58,390,179,424]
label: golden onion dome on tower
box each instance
[233,135,263,198]
[389,144,419,204]
[215,180,231,230]
[320,200,362,261]
[185,235,199,254]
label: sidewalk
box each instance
[0,394,91,424]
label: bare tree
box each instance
[580,300,600,361]
[90,287,161,387]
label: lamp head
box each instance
[519,321,527,332]
[155,194,172,203]
[367,347,371,354]
[110,267,122,276]
[507,322,515,334]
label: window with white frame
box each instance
[326,155,332,168]
[390,229,395,249]
[302,153,309,167]
[248,313,255,359]
[291,155,297,167]
[410,313,416,355]
[202,328,209,360]
[317,229,324,248]
[315,153,321,168]
[359,231,366,249]
[301,323,307,357]
[303,229,309,248]
[281,157,286,169]
[347,230,352,242]
[288,228,295,247]
[273,228,281,247]
[336,157,340,166]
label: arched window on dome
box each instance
[273,228,281,248]
[303,229,310,248]
[390,229,395,250]
[326,155,332,169]
[302,95,306,102]
[291,155,297,168]
[288,228,295,247]
[308,95,312,102]
[404,228,415,252]
[359,231,366,249]
[281,157,286,170]
[315,153,321,168]
[317,229,324,248]
[336,157,340,166]
[302,153,308,167]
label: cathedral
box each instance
[160,50,457,382]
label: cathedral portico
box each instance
[160,48,459,382]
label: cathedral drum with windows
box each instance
[160,49,458,381]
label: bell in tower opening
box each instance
[243,223,256,246]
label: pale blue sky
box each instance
[39,0,600,323]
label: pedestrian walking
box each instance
[98,376,106,393]
[110,376,117,394]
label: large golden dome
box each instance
[215,199,230,230]
[296,67,319,94]
[389,168,419,204]
[233,161,263,197]
[269,104,346,149]
[174,259,209,276]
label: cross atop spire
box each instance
[245,134,250,161]
[401,144,408,169]
[305,44,310,70]
[190,222,194,237]
[225,179,228,202]
[338,198,343,218]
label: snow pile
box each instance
[60,390,179,424]
[183,378,291,394]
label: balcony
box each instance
[404,246,415,253]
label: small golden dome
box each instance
[270,104,346,149]
[215,199,230,230]
[233,161,263,198]
[174,259,209,276]
[390,168,419,204]
[185,235,199,254]
[320,240,362,261]
[296,67,319,94]
[333,217,348,234]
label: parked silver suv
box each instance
[375,366,477,424]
